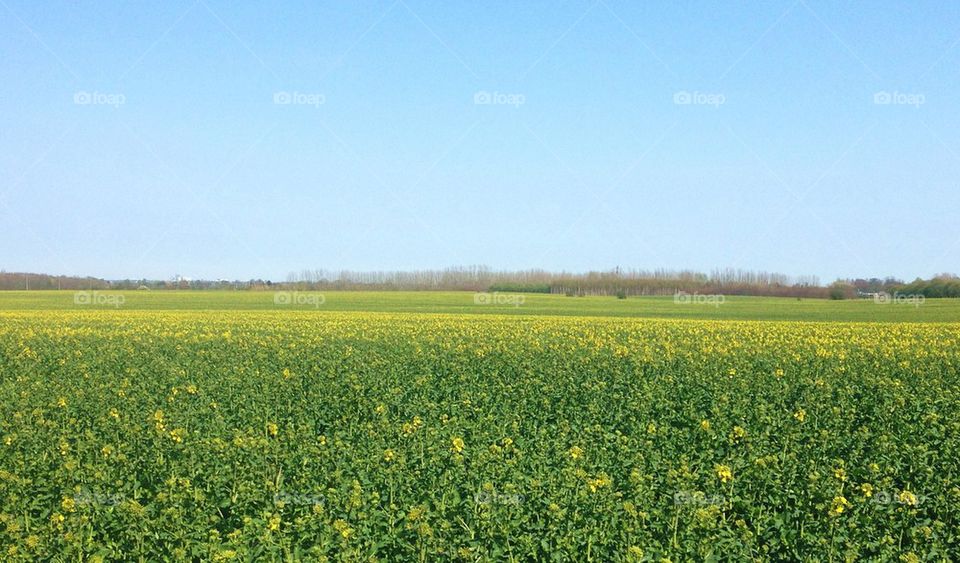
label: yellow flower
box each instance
[860,483,874,498]
[700,420,711,431]
[108,408,120,420]
[587,473,612,492]
[185,384,198,394]
[56,397,67,408]
[730,426,747,442]
[898,490,918,506]
[715,464,733,483]
[793,409,805,422]
[402,416,423,436]
[101,445,113,457]
[266,422,278,437]
[267,514,281,532]
[833,467,846,481]
[775,368,784,378]
[152,409,166,432]
[169,428,186,443]
[568,446,583,460]
[407,506,425,521]
[451,436,465,454]
[829,495,850,516]
[61,497,76,513]
[383,449,395,462]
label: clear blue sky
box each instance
[2,0,958,282]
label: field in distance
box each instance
[0,290,957,322]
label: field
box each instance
[1,293,959,560]
[0,290,957,322]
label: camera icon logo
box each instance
[873,91,892,105]
[73,91,92,105]
[873,292,891,304]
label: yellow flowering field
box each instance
[1,311,959,560]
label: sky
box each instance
[1,0,958,282]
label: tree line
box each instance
[827,274,960,299]
[0,272,111,291]
[4,268,957,299]
[283,267,826,297]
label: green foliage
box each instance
[897,276,960,298]
[0,312,958,559]
[487,283,551,294]
[829,283,852,300]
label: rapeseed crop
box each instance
[0,311,958,560]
